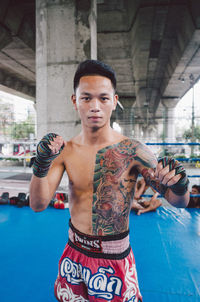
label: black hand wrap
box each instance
[158,156,189,196]
[32,133,64,178]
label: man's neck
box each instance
[79,126,116,147]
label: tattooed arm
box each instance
[134,178,146,200]
[134,142,189,208]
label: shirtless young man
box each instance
[30,60,189,302]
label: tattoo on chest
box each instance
[92,139,144,236]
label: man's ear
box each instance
[113,94,118,110]
[71,94,78,110]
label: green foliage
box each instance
[0,101,14,136]
[190,154,200,159]
[0,99,36,140]
[174,155,187,159]
[183,125,200,141]
[10,116,35,139]
[3,157,20,161]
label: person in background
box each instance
[187,185,200,208]
[131,178,162,215]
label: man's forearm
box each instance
[29,175,53,211]
[146,178,189,208]
[29,133,65,212]
[141,156,190,208]
[165,188,190,208]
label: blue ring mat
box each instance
[0,206,200,302]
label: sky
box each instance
[0,90,35,121]
[175,79,200,129]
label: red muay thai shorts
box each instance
[54,220,142,302]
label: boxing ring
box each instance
[0,205,199,302]
[0,141,200,301]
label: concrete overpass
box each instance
[0,0,200,140]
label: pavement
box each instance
[0,164,68,197]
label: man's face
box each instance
[72,75,118,130]
[191,187,199,195]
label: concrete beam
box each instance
[0,25,12,50]
[97,1,129,32]
[0,34,35,93]
[0,49,35,82]
[163,30,200,98]
[97,31,134,96]
[0,69,35,100]
[17,14,35,50]
[190,0,200,29]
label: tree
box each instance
[183,126,200,141]
[0,101,14,136]
[10,116,35,139]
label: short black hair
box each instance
[73,60,117,92]
[192,185,200,193]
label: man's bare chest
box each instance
[65,152,96,191]
[63,140,138,193]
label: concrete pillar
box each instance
[135,87,147,117]
[142,125,148,141]
[145,122,158,142]
[134,88,149,141]
[120,107,133,137]
[133,122,140,140]
[161,98,179,142]
[36,0,97,139]
[90,0,97,60]
[119,98,136,138]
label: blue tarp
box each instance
[0,206,199,301]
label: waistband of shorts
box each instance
[68,220,130,259]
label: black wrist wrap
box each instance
[158,156,189,196]
[32,133,64,178]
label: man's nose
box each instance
[90,99,100,112]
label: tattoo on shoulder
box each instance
[134,141,157,169]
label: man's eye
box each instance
[101,97,108,101]
[82,97,90,101]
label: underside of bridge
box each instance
[0,0,200,138]
[0,0,35,100]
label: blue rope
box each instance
[175,158,200,162]
[146,142,200,146]
[141,194,200,198]
[138,174,200,178]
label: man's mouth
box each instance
[88,116,102,121]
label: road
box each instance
[0,165,68,197]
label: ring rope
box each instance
[146,142,200,146]
[141,194,200,198]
